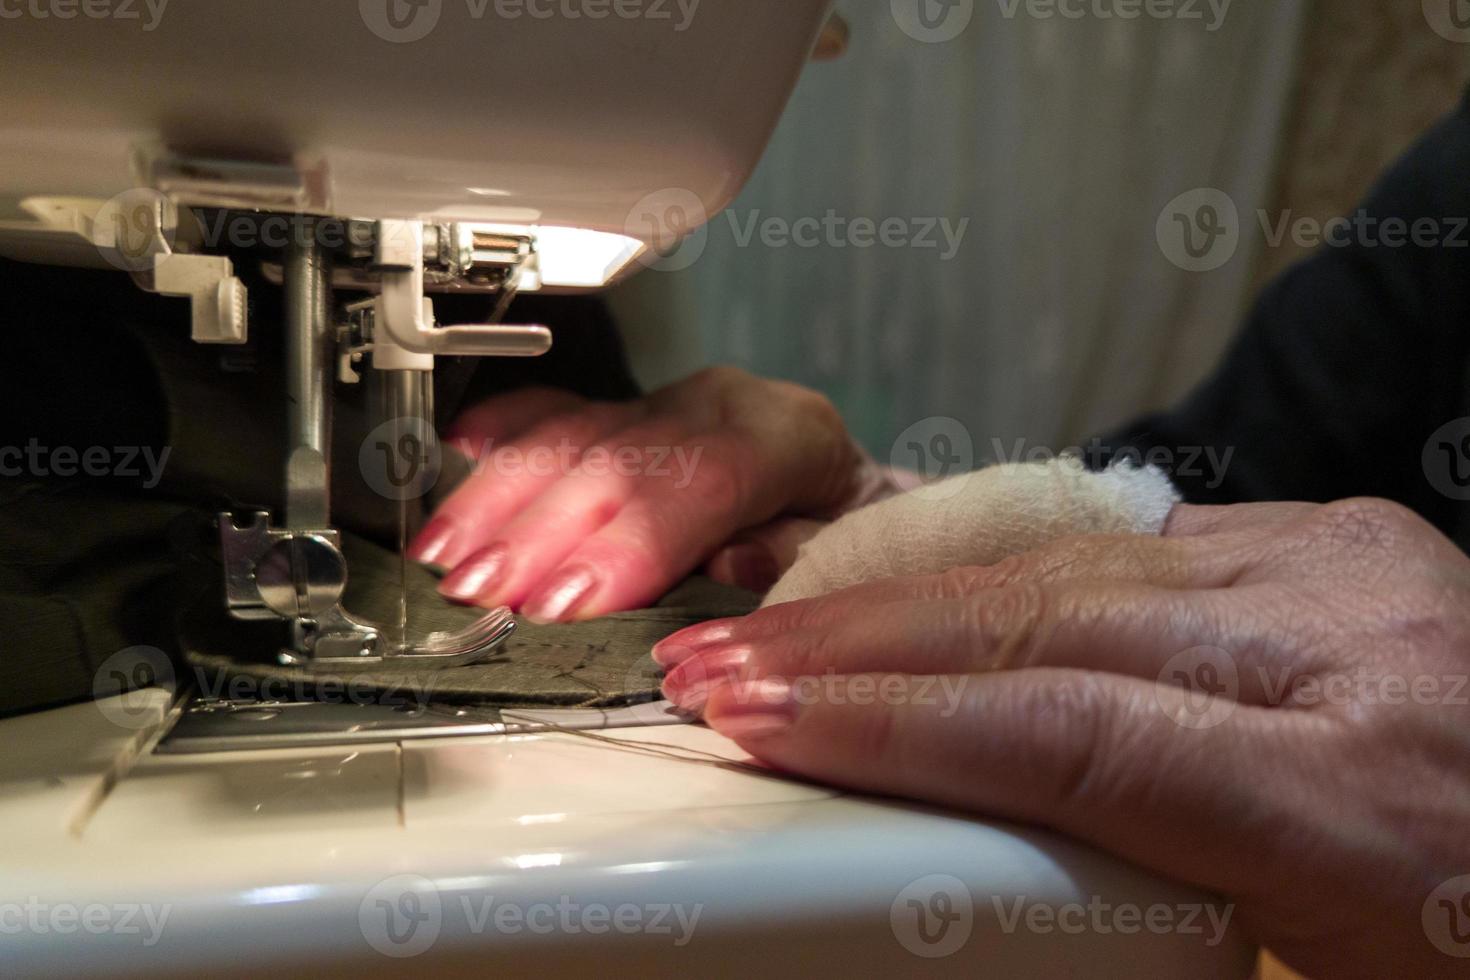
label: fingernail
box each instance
[661,646,752,713]
[440,544,510,603]
[408,516,459,568]
[652,621,738,666]
[704,678,799,740]
[521,567,599,623]
[718,544,780,592]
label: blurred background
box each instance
[611,0,1470,468]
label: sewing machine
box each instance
[0,3,1255,975]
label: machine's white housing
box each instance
[0,0,833,279]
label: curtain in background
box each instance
[614,0,1307,467]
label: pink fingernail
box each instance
[661,647,752,713]
[651,622,738,666]
[440,544,510,603]
[704,679,799,740]
[521,567,599,623]
[408,516,460,568]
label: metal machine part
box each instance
[211,219,552,671]
[155,694,687,755]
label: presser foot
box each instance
[220,511,516,673]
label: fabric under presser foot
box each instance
[181,532,760,709]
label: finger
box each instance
[517,428,788,621]
[411,401,641,570]
[705,518,827,592]
[442,387,587,448]
[438,417,689,612]
[703,668,1324,900]
[662,582,1312,711]
[655,529,1270,664]
[1164,501,1317,537]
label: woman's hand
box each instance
[655,499,1470,979]
[410,368,896,621]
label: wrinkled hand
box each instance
[655,499,1470,978]
[410,368,893,621]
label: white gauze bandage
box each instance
[763,456,1182,607]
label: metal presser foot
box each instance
[214,224,551,672]
[219,512,518,670]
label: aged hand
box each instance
[656,499,1470,978]
[410,368,894,621]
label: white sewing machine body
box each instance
[1,692,1255,978]
[1,3,1252,975]
[0,0,825,270]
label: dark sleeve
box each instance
[1099,93,1470,541]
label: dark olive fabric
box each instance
[0,255,672,717]
[182,531,757,708]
